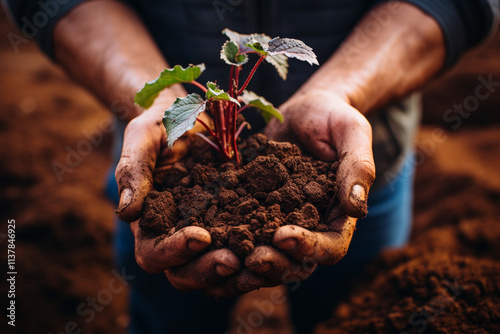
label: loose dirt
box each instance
[140,134,339,258]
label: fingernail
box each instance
[349,184,368,216]
[188,239,209,252]
[116,188,133,213]
[275,238,298,250]
[350,184,366,205]
[215,264,236,276]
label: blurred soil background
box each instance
[0,8,499,334]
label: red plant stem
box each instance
[207,103,230,160]
[195,133,221,152]
[219,100,226,136]
[225,66,236,157]
[189,80,207,93]
[225,101,231,155]
[237,55,265,95]
[229,65,235,97]
[210,102,221,147]
[231,66,241,164]
[237,105,249,114]
[216,101,227,155]
[232,106,240,166]
[235,121,249,139]
[196,117,216,138]
[233,66,240,96]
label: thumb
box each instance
[115,116,161,222]
[336,153,375,218]
[334,112,376,218]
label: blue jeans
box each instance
[106,154,414,334]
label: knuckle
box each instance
[135,253,156,273]
[115,157,132,176]
[125,115,148,132]
[357,156,376,183]
[124,114,162,139]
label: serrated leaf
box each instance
[222,29,290,79]
[267,38,319,66]
[220,41,248,66]
[163,93,206,148]
[249,34,289,79]
[135,64,206,108]
[206,82,241,106]
[240,90,283,123]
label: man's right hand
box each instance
[114,88,243,293]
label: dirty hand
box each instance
[238,88,376,288]
[114,89,242,293]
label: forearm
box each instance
[298,2,445,114]
[53,0,183,122]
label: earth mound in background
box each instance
[316,126,500,334]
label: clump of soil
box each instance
[139,134,339,258]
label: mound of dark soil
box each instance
[316,217,500,334]
[315,126,500,334]
[139,134,339,258]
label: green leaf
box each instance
[163,93,206,148]
[135,64,206,108]
[245,38,268,56]
[222,29,254,53]
[267,38,319,66]
[221,29,291,80]
[206,82,241,106]
[240,90,283,123]
[220,41,248,66]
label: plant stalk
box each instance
[190,80,208,93]
[237,55,265,95]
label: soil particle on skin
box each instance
[139,134,339,258]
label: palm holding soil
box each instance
[116,90,375,297]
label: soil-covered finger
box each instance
[135,226,211,273]
[273,225,347,265]
[246,246,316,283]
[165,248,241,291]
[115,116,163,222]
[333,112,375,218]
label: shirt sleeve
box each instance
[376,0,499,67]
[1,0,87,59]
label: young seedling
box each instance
[135,29,318,166]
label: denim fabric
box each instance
[106,153,415,333]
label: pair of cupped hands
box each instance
[115,86,375,297]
